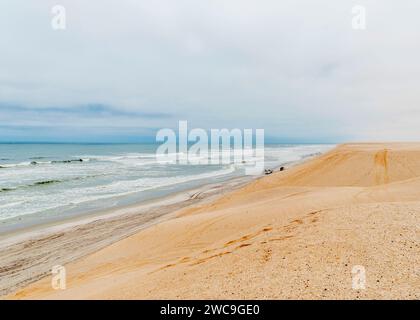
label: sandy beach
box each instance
[4,143,420,299]
[0,176,253,296]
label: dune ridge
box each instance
[7,143,420,299]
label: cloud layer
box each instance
[0,0,419,142]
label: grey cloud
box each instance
[0,0,419,141]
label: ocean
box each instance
[0,143,334,232]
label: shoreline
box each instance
[0,152,317,248]
[0,175,252,247]
[0,169,242,236]
[0,172,258,296]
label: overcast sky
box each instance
[0,0,419,142]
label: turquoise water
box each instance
[0,143,334,232]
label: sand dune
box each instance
[259,143,420,187]
[7,143,420,299]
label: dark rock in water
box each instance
[30,161,37,165]
[52,159,83,164]
[264,169,273,175]
[34,180,60,185]
[280,167,285,171]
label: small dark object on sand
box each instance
[264,169,273,175]
[280,166,285,171]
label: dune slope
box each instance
[7,143,420,299]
